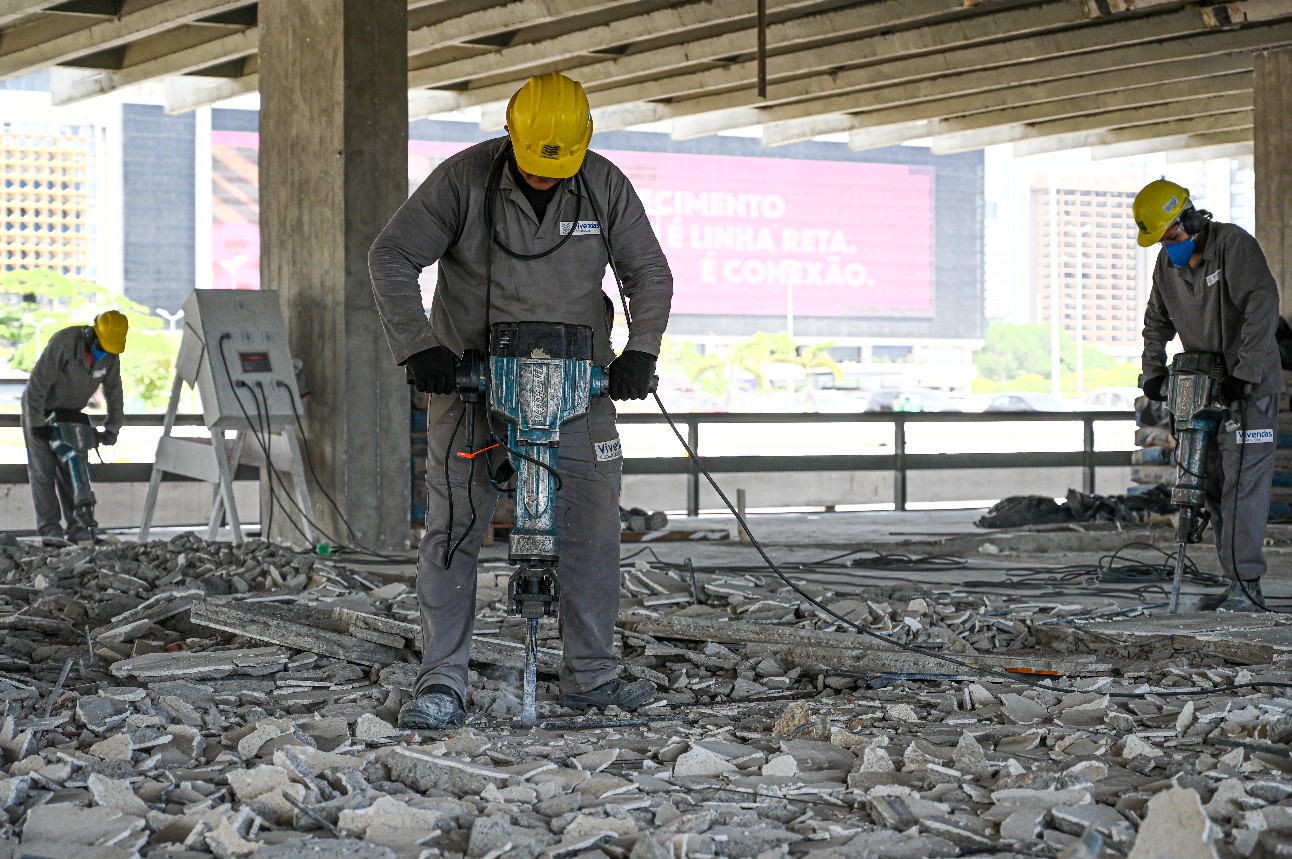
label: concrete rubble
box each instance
[0,529,1289,858]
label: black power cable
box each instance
[214,335,315,549]
[273,381,410,562]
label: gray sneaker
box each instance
[1198,579,1265,612]
[560,677,657,712]
[397,686,465,729]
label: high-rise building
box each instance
[1033,179,1144,363]
[1,110,96,278]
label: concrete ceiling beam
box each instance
[1165,140,1255,162]
[409,0,975,94]
[749,12,1291,146]
[1089,126,1252,159]
[777,48,1261,150]
[163,70,257,114]
[1162,140,1250,160]
[408,0,628,54]
[408,0,756,90]
[0,0,64,28]
[844,56,1256,151]
[50,26,258,105]
[0,0,255,82]
[1017,111,1252,156]
[926,75,1253,153]
[846,121,937,152]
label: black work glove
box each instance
[608,350,656,401]
[31,425,52,442]
[1220,375,1250,403]
[405,346,458,395]
[97,429,118,446]
[1141,375,1167,402]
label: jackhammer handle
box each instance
[595,371,658,396]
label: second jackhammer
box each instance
[45,408,102,544]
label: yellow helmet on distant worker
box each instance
[1133,179,1191,248]
[506,72,593,180]
[93,310,128,354]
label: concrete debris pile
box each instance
[0,533,1289,857]
[620,508,669,534]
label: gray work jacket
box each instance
[1142,221,1284,399]
[369,137,673,436]
[21,325,125,433]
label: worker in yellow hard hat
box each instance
[1135,178,1282,611]
[370,71,674,728]
[22,310,128,543]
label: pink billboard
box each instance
[213,134,934,317]
[211,130,261,290]
[612,150,933,317]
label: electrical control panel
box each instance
[176,289,303,431]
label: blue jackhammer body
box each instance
[456,322,607,723]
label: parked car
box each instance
[866,388,961,413]
[1076,387,1142,411]
[984,392,1069,412]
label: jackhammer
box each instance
[1164,352,1228,613]
[454,321,610,725]
[45,408,101,543]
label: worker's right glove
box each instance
[96,429,118,446]
[1220,375,1251,403]
[31,425,52,442]
[405,346,458,395]
[1141,375,1167,402]
[608,350,656,400]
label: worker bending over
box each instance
[1135,179,1281,611]
[22,311,127,544]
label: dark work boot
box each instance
[397,685,465,729]
[560,677,657,712]
[1198,579,1265,612]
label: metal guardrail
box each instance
[616,409,1136,515]
[0,410,1136,512]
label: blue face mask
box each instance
[91,345,107,362]
[1165,237,1196,267]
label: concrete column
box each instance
[259,0,409,549]
[1255,48,1292,315]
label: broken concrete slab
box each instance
[108,647,291,680]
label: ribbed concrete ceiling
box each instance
[1,0,1289,159]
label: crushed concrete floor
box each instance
[1,510,1291,859]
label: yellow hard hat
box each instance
[1133,179,1191,248]
[506,72,593,180]
[93,310,128,354]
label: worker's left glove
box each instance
[31,425,52,442]
[405,346,458,395]
[96,429,118,446]
[608,350,656,400]
[1141,375,1167,402]
[1219,375,1251,403]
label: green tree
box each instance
[789,342,843,411]
[973,322,1066,381]
[658,337,731,398]
[729,331,798,395]
[0,269,178,411]
[974,320,1141,395]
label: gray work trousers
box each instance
[414,399,623,703]
[1204,394,1277,582]
[21,414,75,537]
